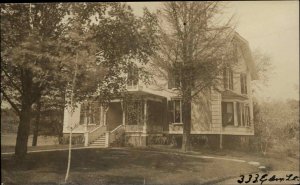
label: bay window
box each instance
[223,101,251,127]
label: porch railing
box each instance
[147,125,163,133]
[109,124,125,145]
[125,125,144,132]
[87,125,107,145]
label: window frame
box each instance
[223,67,234,90]
[240,73,248,94]
[127,65,139,87]
[80,102,100,125]
[168,63,181,89]
[168,99,183,124]
[221,102,234,126]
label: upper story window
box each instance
[127,65,139,87]
[240,73,247,94]
[168,63,181,89]
[223,67,234,90]
[168,99,182,123]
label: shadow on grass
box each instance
[2,148,210,173]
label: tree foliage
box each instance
[253,99,299,157]
[151,2,236,151]
[1,2,158,160]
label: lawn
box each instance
[1,148,258,185]
[1,134,58,147]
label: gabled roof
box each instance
[233,32,259,80]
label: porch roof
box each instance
[221,90,248,101]
[123,90,167,102]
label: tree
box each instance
[251,49,274,96]
[59,3,158,183]
[253,100,299,156]
[1,3,158,161]
[1,3,70,161]
[152,2,235,151]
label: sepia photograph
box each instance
[1,2,299,185]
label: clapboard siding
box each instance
[191,90,212,132]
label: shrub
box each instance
[59,135,84,145]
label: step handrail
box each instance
[88,125,107,144]
[109,124,125,145]
[110,124,123,133]
[89,125,103,133]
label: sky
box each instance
[128,1,299,101]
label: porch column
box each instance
[143,100,147,133]
[121,100,126,126]
[103,105,109,126]
[100,105,103,126]
[233,102,238,126]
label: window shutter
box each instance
[230,70,233,90]
[237,102,241,126]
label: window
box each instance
[222,102,234,126]
[127,65,139,87]
[168,63,181,89]
[240,73,247,94]
[126,101,142,125]
[245,105,250,126]
[80,102,100,125]
[236,102,251,127]
[223,67,233,90]
[168,100,182,123]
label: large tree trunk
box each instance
[32,98,41,146]
[182,97,192,152]
[15,102,32,161]
[181,77,192,152]
[181,59,193,151]
[15,70,33,161]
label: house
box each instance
[62,31,258,149]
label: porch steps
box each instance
[89,134,106,147]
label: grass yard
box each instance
[1,134,59,147]
[1,148,258,185]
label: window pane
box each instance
[222,102,234,126]
[127,65,138,86]
[227,103,233,113]
[80,103,87,125]
[174,100,181,123]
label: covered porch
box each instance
[124,91,168,135]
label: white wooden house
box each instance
[63,31,258,148]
